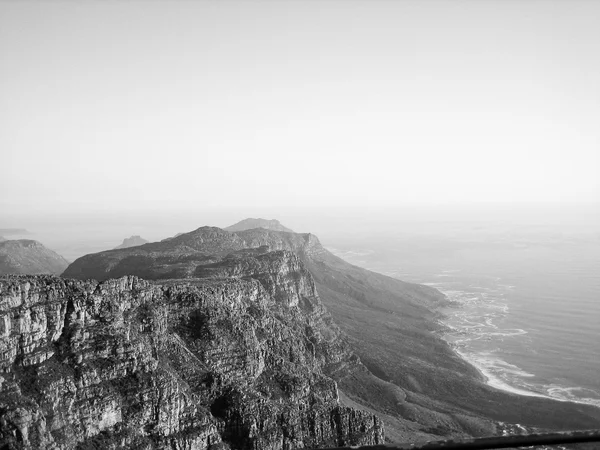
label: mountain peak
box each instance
[114,235,149,249]
[0,239,69,275]
[225,218,294,233]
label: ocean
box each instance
[5,206,600,408]
[324,219,600,409]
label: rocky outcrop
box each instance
[114,236,149,249]
[0,270,383,449]
[225,219,293,233]
[0,240,69,276]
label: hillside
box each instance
[61,222,600,441]
[0,270,382,449]
[0,239,69,275]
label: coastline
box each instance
[436,299,600,410]
[320,245,600,412]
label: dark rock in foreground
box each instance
[0,271,383,450]
[114,235,149,249]
[0,240,69,276]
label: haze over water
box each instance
[324,204,600,408]
[3,200,600,411]
[2,0,600,414]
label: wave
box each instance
[435,275,600,410]
[455,347,600,408]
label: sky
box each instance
[1,0,600,223]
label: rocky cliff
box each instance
[0,240,69,276]
[0,265,383,449]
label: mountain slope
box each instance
[0,240,69,275]
[62,222,600,440]
[302,250,600,432]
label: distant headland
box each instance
[0,228,31,235]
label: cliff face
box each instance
[0,270,383,449]
[0,240,69,276]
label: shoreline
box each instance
[437,309,600,410]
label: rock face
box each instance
[114,236,149,250]
[0,270,383,449]
[0,240,69,276]
[225,219,294,233]
[61,221,600,441]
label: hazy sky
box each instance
[2,0,599,219]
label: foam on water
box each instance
[328,236,600,410]
[435,273,600,408]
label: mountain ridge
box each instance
[0,239,69,275]
[60,220,600,441]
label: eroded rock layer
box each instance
[0,273,383,450]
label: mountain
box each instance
[0,269,382,449]
[114,235,149,249]
[225,218,294,233]
[161,232,185,242]
[0,239,69,275]
[0,236,5,242]
[61,222,600,441]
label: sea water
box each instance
[323,215,600,408]
[5,206,600,408]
